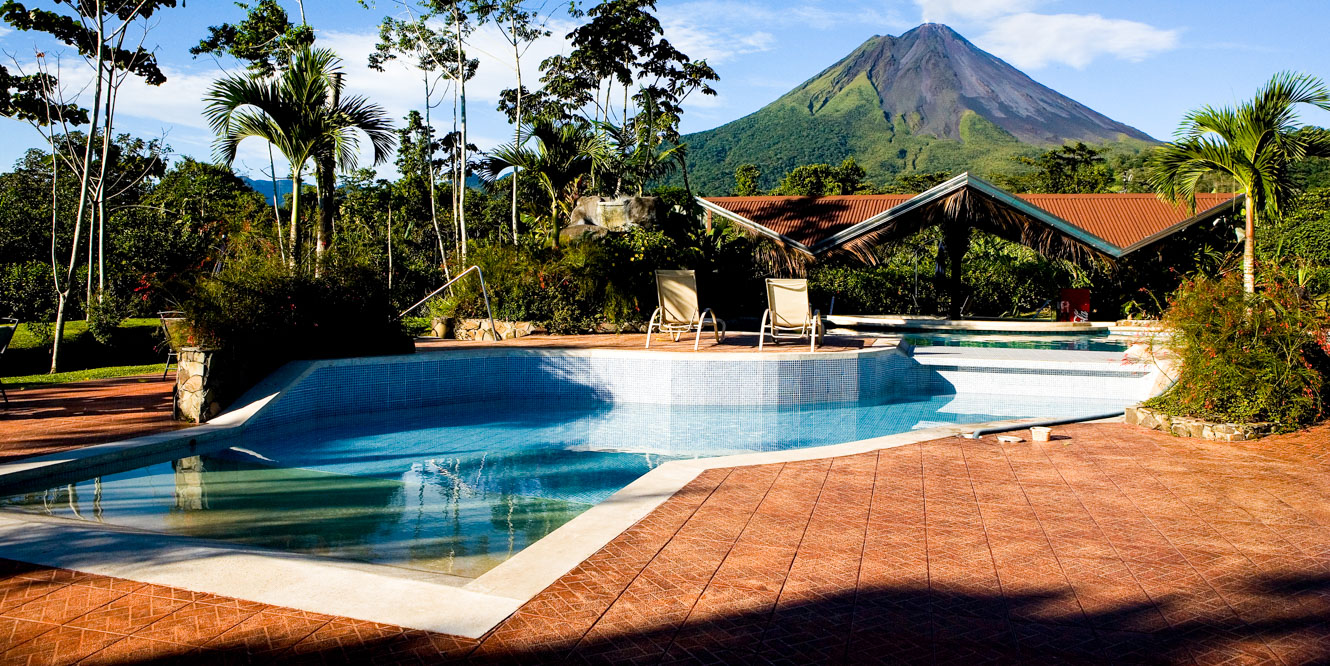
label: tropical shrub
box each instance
[86,291,128,345]
[442,226,693,333]
[179,243,412,403]
[1144,270,1330,431]
[0,262,56,322]
[810,265,925,315]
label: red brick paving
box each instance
[0,422,1328,663]
[0,376,183,463]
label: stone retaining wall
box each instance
[1125,404,1273,442]
[454,318,540,341]
[174,347,223,423]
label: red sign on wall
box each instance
[1058,289,1091,323]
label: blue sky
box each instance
[3,0,1329,180]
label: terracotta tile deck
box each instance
[0,376,182,463]
[2,422,1330,664]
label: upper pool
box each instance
[902,332,1132,352]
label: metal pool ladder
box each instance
[398,265,499,341]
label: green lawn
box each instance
[2,363,169,391]
[4,318,167,385]
[9,317,160,349]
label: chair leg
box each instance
[810,310,821,352]
[0,378,7,405]
[645,308,662,349]
[759,310,770,351]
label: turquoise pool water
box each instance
[903,333,1131,352]
[1,394,1128,579]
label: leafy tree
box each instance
[833,157,870,194]
[192,0,313,244]
[2,0,179,372]
[1148,71,1330,293]
[1260,187,1330,294]
[772,158,870,196]
[480,117,610,246]
[204,47,396,273]
[536,0,717,191]
[1003,142,1113,193]
[733,164,760,196]
[474,0,553,243]
[596,94,686,196]
[883,170,953,193]
[191,0,314,77]
[370,11,467,262]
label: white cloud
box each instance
[976,13,1180,69]
[915,0,1042,23]
[661,1,907,32]
[657,17,774,65]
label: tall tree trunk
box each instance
[47,128,70,375]
[289,167,302,271]
[452,87,460,257]
[85,215,94,307]
[455,5,468,263]
[315,154,335,275]
[70,12,105,333]
[1243,193,1256,294]
[94,58,120,300]
[269,145,285,263]
[423,76,447,266]
[511,21,521,245]
[550,197,561,249]
[387,202,393,291]
[945,214,970,320]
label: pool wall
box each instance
[242,347,1156,437]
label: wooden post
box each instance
[944,209,970,321]
[704,209,713,232]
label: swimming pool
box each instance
[2,391,1128,579]
[902,332,1132,352]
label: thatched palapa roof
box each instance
[699,173,1241,265]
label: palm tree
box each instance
[204,47,395,271]
[480,117,609,246]
[1148,71,1330,293]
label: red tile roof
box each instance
[703,195,913,247]
[702,188,1239,256]
[1015,192,1238,251]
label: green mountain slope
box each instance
[680,24,1157,195]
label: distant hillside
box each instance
[681,23,1156,195]
[241,175,485,204]
[241,176,296,206]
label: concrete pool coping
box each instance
[0,345,1145,638]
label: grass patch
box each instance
[5,318,165,376]
[2,363,169,390]
[10,318,159,350]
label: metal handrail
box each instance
[398,265,499,341]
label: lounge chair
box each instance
[0,317,16,405]
[158,311,186,380]
[759,279,823,352]
[645,270,726,350]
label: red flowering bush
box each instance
[1145,270,1330,431]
